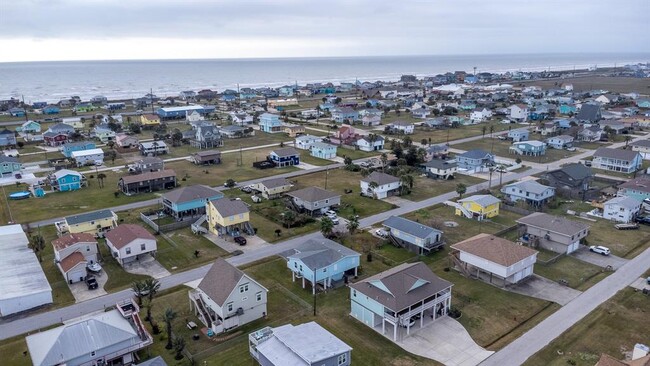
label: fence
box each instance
[500,204,534,216]
[140,212,193,233]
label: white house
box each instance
[104,224,157,266]
[0,225,53,316]
[451,233,538,286]
[420,159,457,180]
[189,258,268,335]
[603,196,641,223]
[592,147,642,173]
[186,110,205,123]
[52,233,99,283]
[546,135,574,149]
[388,121,415,134]
[356,135,385,152]
[71,148,104,167]
[630,140,650,160]
[509,104,529,121]
[501,180,555,207]
[470,108,492,123]
[294,134,323,150]
[360,171,401,199]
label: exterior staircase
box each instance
[444,200,473,219]
[450,252,473,277]
[191,215,208,234]
[244,222,255,236]
[388,234,404,248]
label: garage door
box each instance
[69,268,86,283]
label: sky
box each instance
[0,0,648,62]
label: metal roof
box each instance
[283,238,360,271]
[70,148,104,158]
[0,225,52,304]
[383,216,441,240]
[458,194,501,207]
[65,209,115,225]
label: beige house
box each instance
[517,212,589,254]
[206,198,253,236]
[252,177,293,199]
[52,233,98,283]
[105,224,157,266]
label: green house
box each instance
[0,156,22,176]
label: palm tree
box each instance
[29,234,45,262]
[368,181,379,197]
[97,173,106,188]
[456,183,467,198]
[282,210,295,229]
[131,280,147,307]
[380,153,388,173]
[163,307,178,349]
[320,217,334,238]
[346,216,360,234]
[173,335,186,360]
[143,278,161,321]
[624,135,632,148]
[399,174,414,195]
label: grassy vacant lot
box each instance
[547,201,650,257]
[526,287,650,366]
[454,136,581,163]
[403,204,523,244]
[411,120,513,145]
[0,333,32,366]
[336,146,381,161]
[290,168,396,218]
[520,76,650,93]
[299,152,335,166]
[408,175,485,202]
[534,256,610,291]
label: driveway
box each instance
[68,272,108,303]
[396,316,493,366]
[382,196,414,207]
[629,277,650,291]
[571,247,629,270]
[203,232,271,254]
[123,256,171,279]
[506,275,582,306]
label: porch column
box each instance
[312,282,316,295]
[302,277,305,289]
[382,318,385,335]
[420,299,424,328]
[292,271,295,282]
[393,321,397,341]
[354,266,358,277]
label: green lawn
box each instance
[336,147,381,161]
[411,120,514,145]
[534,256,610,291]
[526,287,650,366]
[96,237,150,292]
[299,153,335,166]
[156,228,230,271]
[407,174,485,202]
[454,136,581,164]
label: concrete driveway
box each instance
[506,275,582,306]
[571,247,629,270]
[396,316,493,366]
[68,272,108,303]
[382,196,414,207]
[204,232,271,254]
[629,277,650,291]
[123,256,171,279]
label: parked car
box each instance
[635,216,650,225]
[87,262,102,273]
[589,245,611,256]
[330,217,340,225]
[375,228,388,238]
[234,236,247,246]
[86,276,98,290]
[359,161,371,168]
[251,195,262,203]
[325,210,337,219]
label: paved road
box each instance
[0,168,533,339]
[480,247,650,366]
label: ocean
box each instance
[0,53,648,103]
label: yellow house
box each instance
[55,209,118,237]
[284,124,305,137]
[206,198,252,236]
[252,177,293,199]
[140,113,161,126]
[455,194,501,220]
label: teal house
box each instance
[310,142,337,159]
[162,185,224,219]
[0,156,22,176]
[635,99,650,109]
[62,141,96,158]
[509,140,547,156]
[259,113,283,133]
[49,169,85,191]
[17,120,42,134]
[42,105,60,114]
[558,104,577,115]
[285,238,360,294]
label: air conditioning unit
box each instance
[236,307,244,315]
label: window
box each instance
[299,265,303,271]
[240,284,249,293]
[227,303,233,312]
[91,351,96,357]
[353,290,356,297]
[338,353,347,365]
[126,248,131,255]
[86,246,90,251]
[323,268,327,272]
[294,262,297,268]
[141,243,146,251]
[256,292,262,301]
[325,199,329,204]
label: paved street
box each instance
[480,247,650,366]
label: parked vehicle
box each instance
[87,262,102,272]
[234,236,247,246]
[565,147,577,152]
[589,245,611,256]
[325,210,337,219]
[635,216,650,225]
[330,217,340,225]
[240,186,252,193]
[375,228,388,238]
[251,195,262,203]
[86,276,98,290]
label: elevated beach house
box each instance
[269,147,300,167]
[360,171,401,199]
[52,233,98,284]
[591,147,642,173]
[252,177,293,199]
[162,185,224,219]
[453,194,501,220]
[105,224,157,266]
[118,170,177,195]
[259,113,283,133]
[516,212,589,254]
[382,216,444,255]
[501,180,555,207]
[206,198,254,236]
[48,169,86,191]
[420,159,457,180]
[287,187,341,216]
[55,209,118,237]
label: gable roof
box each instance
[52,233,97,251]
[594,147,640,161]
[630,140,650,148]
[556,163,593,180]
[65,209,114,226]
[271,147,299,158]
[503,180,554,195]
[209,198,249,217]
[460,149,492,160]
[383,216,441,240]
[361,171,400,185]
[105,224,155,249]
[576,104,601,121]
[516,212,589,236]
[260,177,292,189]
[605,195,642,210]
[59,251,86,273]
[191,149,221,158]
[0,155,19,164]
[119,170,176,185]
[618,177,650,194]
[451,233,537,267]
[421,159,457,170]
[162,185,222,204]
[52,169,82,180]
[283,238,360,270]
[287,187,340,202]
[349,262,452,312]
[458,194,501,207]
[198,258,248,306]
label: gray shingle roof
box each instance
[198,258,244,306]
[516,212,589,236]
[458,194,501,207]
[284,238,360,270]
[576,104,601,122]
[0,155,19,163]
[420,159,457,170]
[65,209,114,225]
[361,171,400,185]
[559,163,593,180]
[271,147,299,158]
[451,233,538,267]
[618,177,650,194]
[630,140,650,148]
[209,198,249,217]
[383,216,442,240]
[349,262,453,312]
[162,185,222,204]
[503,180,554,195]
[594,147,640,161]
[287,187,340,202]
[260,177,291,189]
[460,149,492,160]
[119,169,176,185]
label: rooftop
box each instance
[105,224,155,249]
[209,198,249,217]
[162,185,222,204]
[287,186,340,202]
[517,212,589,236]
[282,238,360,271]
[452,233,538,267]
[65,209,115,226]
[119,170,176,185]
[383,216,441,240]
[361,171,400,185]
[458,194,501,207]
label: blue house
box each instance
[62,141,96,158]
[157,105,214,119]
[220,94,236,102]
[0,156,22,176]
[42,105,61,114]
[507,129,529,142]
[18,120,42,134]
[456,149,494,171]
[259,113,283,133]
[382,216,444,255]
[635,99,650,109]
[0,129,17,147]
[32,102,47,109]
[269,147,300,167]
[618,177,650,203]
[49,169,85,191]
[509,140,547,156]
[162,184,223,219]
[558,104,577,115]
[278,86,295,97]
[310,142,337,159]
[501,180,555,207]
[9,108,25,117]
[330,107,359,123]
[284,238,360,293]
[319,102,336,112]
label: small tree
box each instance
[163,307,178,350]
[131,280,147,307]
[481,125,487,138]
[225,179,236,188]
[456,183,467,198]
[173,335,186,360]
[29,234,45,262]
[320,217,334,238]
[343,156,353,166]
[346,216,360,234]
[282,210,295,229]
[97,173,106,189]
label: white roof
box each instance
[513,140,546,147]
[159,105,204,112]
[70,148,104,158]
[605,196,641,210]
[53,169,82,180]
[0,225,52,303]
[26,310,139,366]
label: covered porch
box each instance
[379,288,452,341]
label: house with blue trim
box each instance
[456,149,494,171]
[617,177,650,202]
[507,129,529,142]
[319,102,336,112]
[635,99,650,109]
[16,120,41,134]
[259,113,283,133]
[49,169,86,191]
[162,185,223,219]
[310,142,337,159]
[501,180,555,207]
[220,94,236,102]
[278,86,295,97]
[269,147,300,167]
[283,238,360,293]
[382,216,444,255]
[32,102,47,109]
[558,104,577,115]
[62,141,96,158]
[509,140,547,156]
[0,156,22,176]
[42,105,60,114]
[0,129,17,147]
[9,108,25,117]
[330,107,359,123]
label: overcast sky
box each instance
[1,0,648,62]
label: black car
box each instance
[86,276,98,290]
[234,236,247,246]
[635,216,650,225]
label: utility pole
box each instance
[150,88,155,115]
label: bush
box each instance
[366,253,372,262]
[448,307,461,319]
